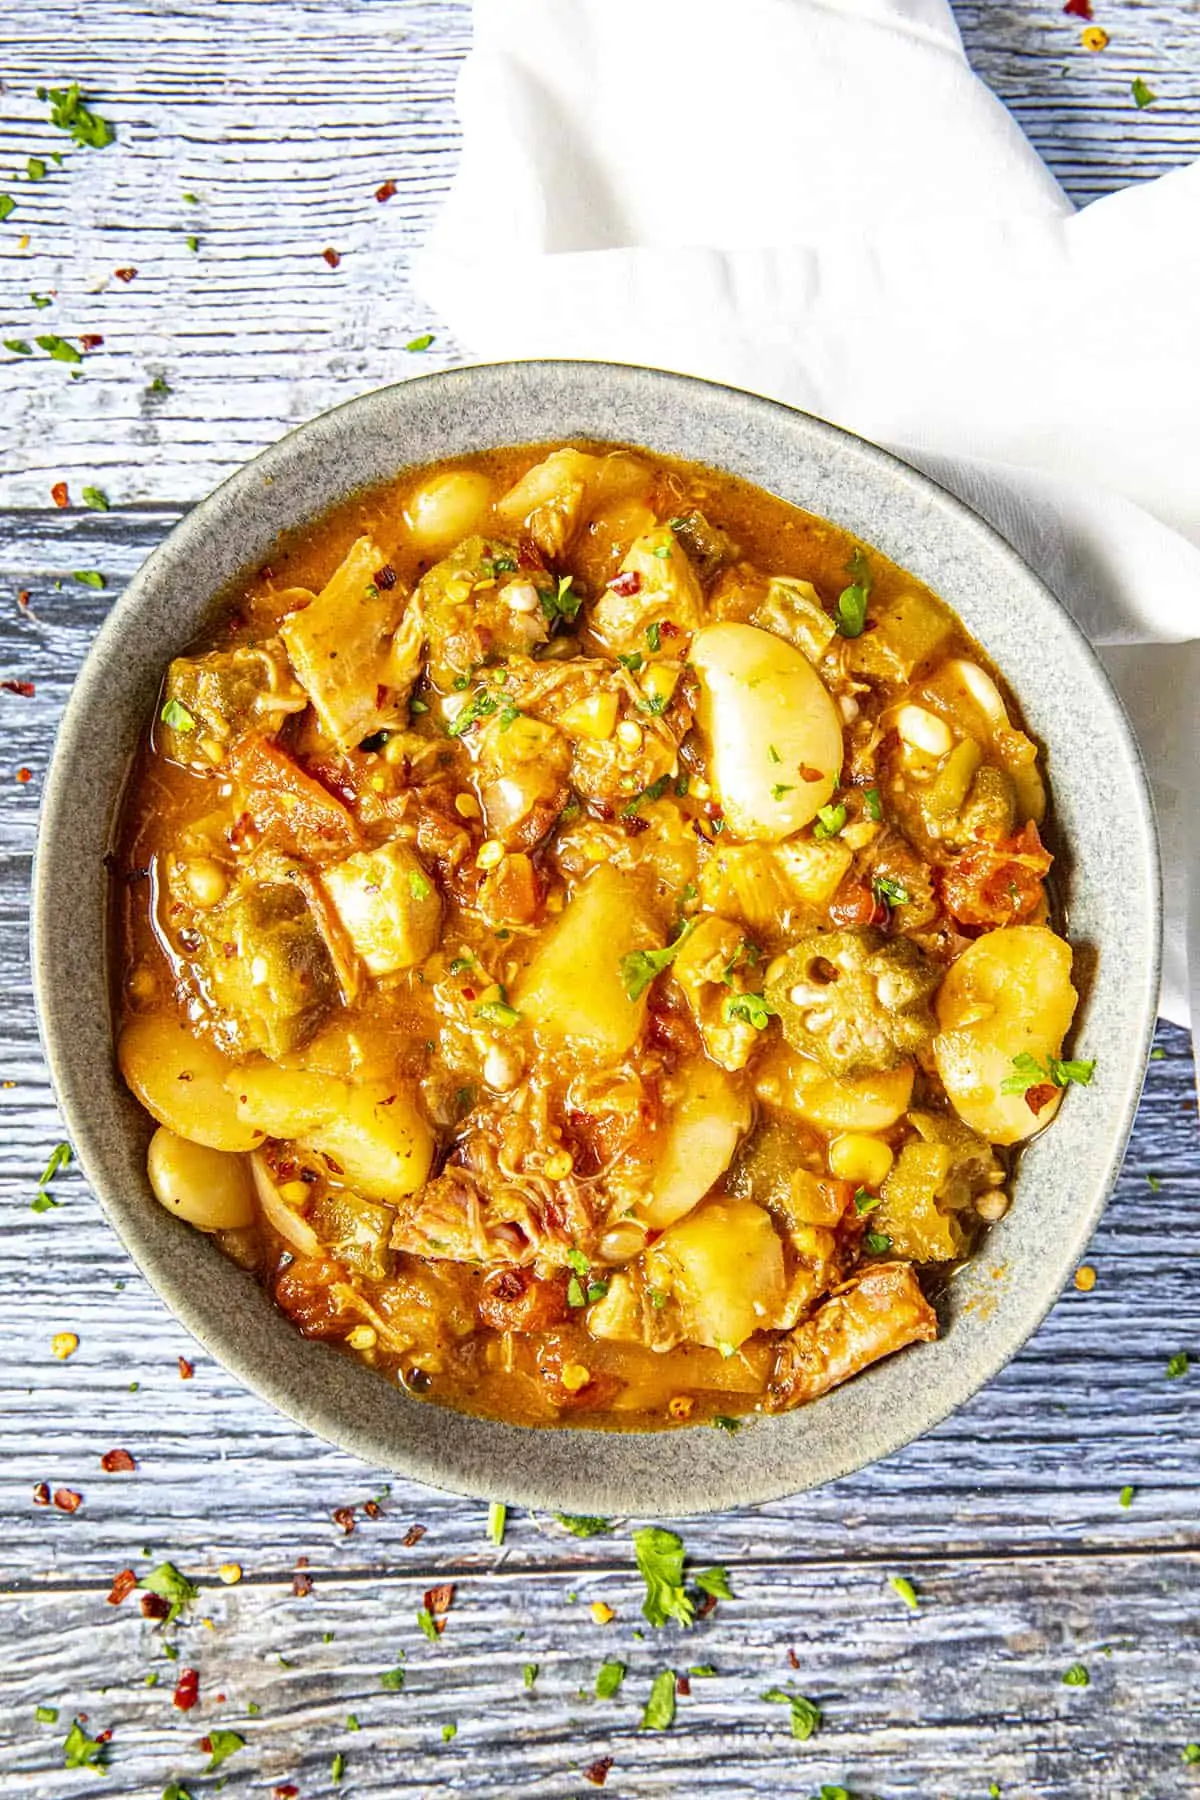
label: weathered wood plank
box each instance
[3,1554,1198,1798]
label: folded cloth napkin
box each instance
[416,0,1200,1034]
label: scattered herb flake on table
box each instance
[554,1512,613,1537]
[1118,1485,1135,1508]
[380,1665,405,1690]
[63,1719,106,1770]
[641,1668,677,1730]
[762,1685,822,1741]
[37,335,83,365]
[139,1560,198,1624]
[34,1704,59,1724]
[81,485,109,511]
[634,1526,695,1628]
[522,1661,538,1689]
[405,333,435,351]
[1062,1662,1090,1687]
[889,1574,919,1610]
[1182,1743,1200,1765]
[595,1659,625,1699]
[487,1499,507,1544]
[1131,78,1157,108]
[39,82,116,148]
[441,1721,457,1742]
[5,339,33,355]
[1166,1351,1189,1379]
[0,195,17,221]
[331,1750,346,1781]
[72,570,105,588]
[203,1728,245,1771]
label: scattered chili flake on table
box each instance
[33,1481,50,1505]
[17,591,31,609]
[273,1787,300,1799]
[141,1592,171,1620]
[178,1356,194,1379]
[1063,0,1093,16]
[114,267,138,282]
[173,1667,200,1711]
[53,1487,83,1513]
[292,1566,314,1598]
[322,247,341,268]
[51,480,69,508]
[1,680,35,696]
[1081,24,1109,49]
[1074,1265,1097,1292]
[107,1567,138,1605]
[787,1647,801,1669]
[363,1499,382,1519]
[16,767,33,784]
[375,179,397,202]
[79,333,104,352]
[51,1331,79,1359]
[101,1447,136,1472]
[402,1523,426,1547]
[583,1757,614,1787]
[332,1505,356,1535]
[425,1582,454,1619]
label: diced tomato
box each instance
[941,821,1052,927]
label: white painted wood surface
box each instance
[1,5,1198,1796]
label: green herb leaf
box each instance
[71,569,105,588]
[37,334,83,364]
[722,991,777,1031]
[64,1719,106,1770]
[1131,77,1157,108]
[1118,1484,1135,1508]
[408,868,433,902]
[139,1561,198,1625]
[0,195,16,222]
[35,1704,59,1723]
[486,1500,506,1545]
[865,1230,892,1254]
[540,573,582,626]
[771,783,794,800]
[853,1188,882,1217]
[595,1659,626,1699]
[81,485,110,511]
[183,192,199,204]
[762,1686,822,1741]
[27,157,47,181]
[523,1661,538,1689]
[695,1566,733,1601]
[834,548,871,637]
[405,333,436,351]
[1062,1662,1090,1688]
[1166,1351,1189,1379]
[620,918,697,1001]
[416,1606,441,1641]
[586,1280,608,1303]
[566,1275,586,1309]
[474,997,520,1029]
[864,786,882,821]
[149,375,171,395]
[39,1142,72,1185]
[186,234,199,252]
[813,802,846,841]
[648,1287,669,1310]
[634,1526,694,1629]
[331,1750,346,1781]
[380,1666,405,1690]
[1183,1744,1200,1765]
[646,622,662,651]
[1147,1173,1162,1192]
[441,1721,457,1742]
[160,697,196,733]
[872,873,910,908]
[346,1714,359,1730]
[621,773,671,818]
[4,339,33,355]
[641,1667,677,1730]
[1001,1052,1095,1095]
[40,83,116,149]
[163,1784,193,1800]
[31,1193,61,1213]
[768,744,781,764]
[553,1512,613,1537]
[711,1415,741,1433]
[888,1574,919,1611]
[617,651,644,671]
[689,1663,717,1676]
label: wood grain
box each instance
[2,5,1199,1797]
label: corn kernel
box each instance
[369,773,387,793]
[184,857,228,909]
[454,791,481,820]
[560,1362,591,1393]
[476,839,505,870]
[544,1151,574,1180]
[642,662,679,708]
[218,1562,243,1585]
[384,736,409,766]
[668,1395,694,1421]
[278,1180,311,1205]
[616,720,643,752]
[589,1600,616,1625]
[829,1132,894,1188]
[691,779,711,802]
[559,691,619,741]
[585,838,610,863]
[1074,1264,1097,1292]
[51,1332,78,1361]
[347,1325,378,1350]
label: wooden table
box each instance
[2,5,1197,1795]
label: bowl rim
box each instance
[31,358,1162,1514]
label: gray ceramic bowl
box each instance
[32,361,1160,1515]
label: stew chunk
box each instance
[766,928,940,1077]
[200,883,338,1057]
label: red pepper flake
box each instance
[107,1568,138,1606]
[173,1667,200,1711]
[101,1447,137,1473]
[375,180,397,203]
[114,267,138,282]
[322,247,341,269]
[15,768,33,784]
[53,1486,83,1513]
[676,1674,691,1696]
[658,618,681,639]
[80,333,104,352]
[363,1499,382,1520]
[96,1729,113,1744]
[292,1567,314,1598]
[583,1758,613,1788]
[32,1481,50,1506]
[1025,1081,1059,1117]
[696,1590,718,1619]
[374,563,398,591]
[606,570,641,598]
[332,1506,356,1536]
[1063,0,1093,15]
[402,1523,426,1547]
[424,1582,454,1618]
[273,1787,300,1799]
[178,1356,194,1379]
[141,1593,171,1620]
[787,1646,800,1670]
[51,480,69,508]
[17,591,31,609]
[799,764,824,783]
[1,679,35,696]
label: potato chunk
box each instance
[118,1014,264,1151]
[200,883,338,1058]
[516,865,656,1060]
[229,1066,433,1202]
[323,842,441,977]
[644,1198,786,1351]
[689,623,842,840]
[637,1057,752,1231]
[933,924,1078,1145]
[279,535,407,751]
[766,928,939,1077]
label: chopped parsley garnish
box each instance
[34,1704,59,1724]
[641,1668,677,1730]
[37,334,83,364]
[71,569,105,588]
[541,573,582,625]
[380,1666,405,1690]
[865,1230,892,1254]
[1000,1052,1095,1096]
[771,783,794,800]
[1131,77,1157,108]
[834,546,871,637]
[474,996,520,1029]
[711,1415,741,1433]
[566,1276,586,1309]
[1166,1351,1189,1379]
[139,1561,198,1625]
[39,83,116,149]
[554,1512,613,1537]
[331,1750,346,1781]
[446,685,499,738]
[617,651,644,671]
[1061,1662,1090,1688]
[888,1574,919,1611]
[768,744,781,763]
[186,234,199,253]
[1183,1744,1200,1765]
[864,787,882,820]
[63,1720,106,1770]
[620,918,697,1001]
[408,868,433,902]
[762,1686,822,1741]
[27,157,47,181]
[621,773,671,818]
[160,698,196,733]
[634,1526,694,1628]
[441,1722,457,1742]
[595,1659,625,1699]
[1147,1173,1162,1192]
[695,1567,733,1600]
[405,333,436,351]
[497,703,523,731]
[4,338,32,355]
[183,192,199,204]
[149,375,171,395]
[522,1662,538,1689]
[40,1142,71,1185]
[853,1189,881,1217]
[163,1784,194,1800]
[486,1500,506,1545]
[645,622,662,652]
[813,802,846,840]
[346,1714,360,1730]
[652,544,672,559]
[648,1287,668,1310]
[872,873,910,908]
[722,991,777,1031]
[416,1607,440,1641]
[82,485,110,511]
[0,195,16,223]
[587,1280,608,1303]
[1118,1485,1135,1508]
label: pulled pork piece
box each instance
[670,914,763,1072]
[766,1261,937,1411]
[390,1135,595,1268]
[279,535,410,751]
[766,927,940,1078]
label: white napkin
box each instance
[416,0,1200,1029]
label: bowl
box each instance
[32,361,1161,1515]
